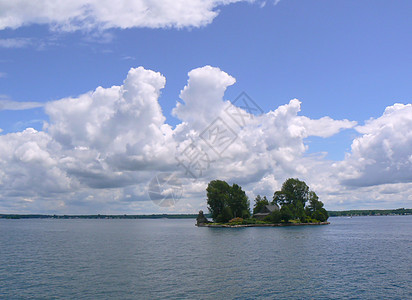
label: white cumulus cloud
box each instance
[0,128,73,199]
[0,0,251,31]
[1,65,408,213]
[335,103,412,187]
[44,66,176,189]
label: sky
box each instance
[0,0,411,214]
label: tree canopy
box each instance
[305,191,328,222]
[272,178,328,222]
[206,180,230,221]
[253,195,269,215]
[207,180,250,222]
[206,178,328,224]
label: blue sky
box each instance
[0,0,411,213]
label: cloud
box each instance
[0,66,177,213]
[0,128,74,200]
[301,116,356,138]
[335,103,412,187]
[44,66,176,187]
[0,65,408,214]
[0,0,250,32]
[0,72,6,78]
[173,66,358,203]
[0,38,32,48]
[172,65,236,131]
[0,99,44,111]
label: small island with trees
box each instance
[197,178,330,227]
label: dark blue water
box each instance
[1,216,411,299]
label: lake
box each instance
[1,216,411,299]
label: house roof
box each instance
[254,204,279,216]
[264,204,279,212]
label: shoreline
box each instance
[196,221,330,227]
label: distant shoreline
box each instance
[328,208,412,217]
[197,222,330,228]
[0,208,411,219]
[0,214,200,220]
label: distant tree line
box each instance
[328,208,412,217]
[0,214,207,219]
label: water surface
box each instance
[1,216,411,299]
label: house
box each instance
[253,204,280,220]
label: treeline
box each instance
[0,214,206,219]
[328,208,412,217]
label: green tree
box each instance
[253,195,269,215]
[305,192,328,221]
[273,178,310,220]
[275,178,310,206]
[206,180,250,222]
[312,209,328,222]
[280,205,293,222]
[228,184,250,219]
[207,180,230,221]
[266,209,282,223]
[272,178,328,222]
[217,206,233,223]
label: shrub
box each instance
[229,217,243,223]
[241,209,251,219]
[242,218,257,225]
[299,214,308,223]
[263,215,272,222]
[270,210,282,223]
[312,210,327,222]
[305,217,318,223]
[280,205,293,223]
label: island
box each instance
[197,178,330,227]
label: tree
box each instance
[272,178,310,220]
[253,195,269,215]
[206,180,250,222]
[207,180,230,221]
[265,209,282,223]
[218,206,233,223]
[272,178,327,222]
[280,205,293,223]
[228,184,250,219]
[272,191,285,207]
[312,209,328,222]
[305,191,328,222]
[276,178,310,206]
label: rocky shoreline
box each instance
[196,222,330,227]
